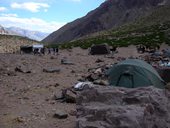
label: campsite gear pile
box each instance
[156,66,170,83]
[80,64,111,86]
[142,51,170,83]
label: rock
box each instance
[77,76,86,82]
[47,83,60,88]
[95,59,104,63]
[7,71,17,76]
[15,116,25,123]
[86,74,99,81]
[43,68,60,73]
[77,86,170,128]
[50,56,57,59]
[53,110,68,119]
[71,70,76,73]
[54,83,60,87]
[53,91,64,100]
[0,68,16,76]
[94,68,102,74]
[166,83,170,91]
[15,66,31,73]
[64,89,76,103]
[93,80,109,86]
[61,59,74,65]
[69,110,77,116]
[54,89,76,103]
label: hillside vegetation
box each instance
[0,35,38,53]
[54,5,170,49]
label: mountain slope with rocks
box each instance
[57,4,170,49]
[43,0,170,44]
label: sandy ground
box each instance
[0,45,169,128]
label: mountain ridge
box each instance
[43,0,170,44]
[6,27,49,41]
[0,25,49,41]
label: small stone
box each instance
[50,56,55,59]
[64,89,76,103]
[71,70,76,73]
[15,116,25,123]
[53,110,68,119]
[15,66,31,73]
[94,68,102,74]
[93,80,109,86]
[69,110,76,116]
[54,83,60,87]
[77,76,86,82]
[86,74,99,81]
[61,59,74,65]
[43,68,60,73]
[95,59,104,63]
[53,91,64,100]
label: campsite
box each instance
[0,43,170,128]
[1,0,170,127]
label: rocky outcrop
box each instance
[43,0,170,44]
[77,86,170,128]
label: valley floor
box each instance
[0,45,168,128]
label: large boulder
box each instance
[76,86,170,128]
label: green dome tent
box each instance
[108,59,165,88]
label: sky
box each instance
[0,0,105,33]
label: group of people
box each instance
[136,44,160,54]
[20,44,59,55]
[32,47,59,55]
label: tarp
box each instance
[32,44,44,48]
[108,59,165,88]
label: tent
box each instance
[107,59,165,88]
[20,46,33,54]
[89,43,110,55]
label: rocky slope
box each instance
[43,0,170,44]
[0,35,38,53]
